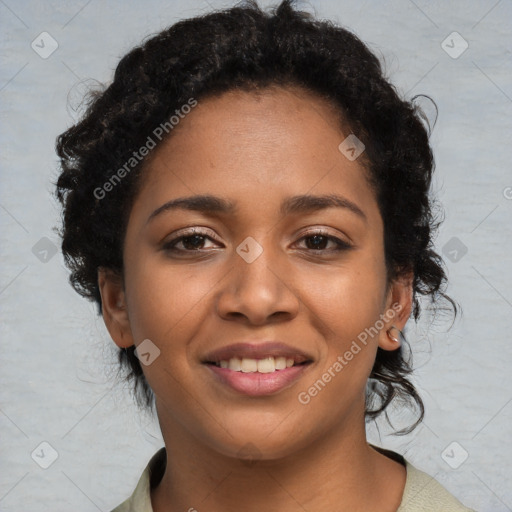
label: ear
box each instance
[378,271,413,352]
[97,267,135,349]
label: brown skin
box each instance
[99,86,413,511]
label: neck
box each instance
[150,406,406,512]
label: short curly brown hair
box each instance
[55,0,457,434]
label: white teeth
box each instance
[228,357,242,371]
[241,358,258,373]
[217,356,301,373]
[275,356,287,370]
[257,357,275,373]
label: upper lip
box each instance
[202,341,313,364]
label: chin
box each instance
[199,419,313,463]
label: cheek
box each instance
[122,255,220,407]
[123,252,217,348]
[300,253,387,390]
[305,255,387,338]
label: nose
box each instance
[215,242,300,325]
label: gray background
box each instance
[1,0,511,510]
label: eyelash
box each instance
[162,228,353,254]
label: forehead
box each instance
[134,86,377,221]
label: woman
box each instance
[55,1,475,510]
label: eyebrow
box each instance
[146,193,367,224]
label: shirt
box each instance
[111,446,476,511]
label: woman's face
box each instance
[100,86,411,460]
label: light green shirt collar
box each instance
[110,446,475,511]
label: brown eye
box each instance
[162,228,221,254]
[296,230,353,252]
[304,234,330,250]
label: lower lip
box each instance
[205,364,311,396]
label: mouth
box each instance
[205,356,310,373]
[201,342,313,396]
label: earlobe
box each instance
[385,324,402,344]
[378,272,413,351]
[97,268,134,349]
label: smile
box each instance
[211,356,305,373]
[201,341,314,396]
